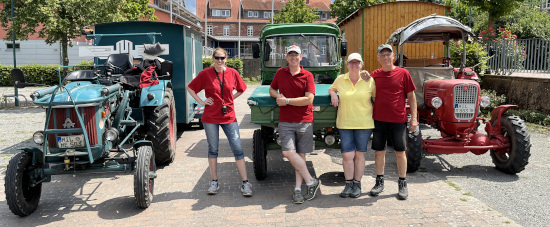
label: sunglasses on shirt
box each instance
[214,56,227,60]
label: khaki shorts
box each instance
[278,122,314,153]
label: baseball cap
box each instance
[377,44,393,53]
[286,45,301,55]
[347,53,363,63]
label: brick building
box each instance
[196,0,336,58]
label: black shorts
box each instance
[372,120,407,152]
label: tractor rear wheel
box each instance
[134,145,156,208]
[5,152,42,216]
[405,126,423,173]
[253,129,267,180]
[490,114,531,174]
[146,88,177,164]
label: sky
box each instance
[184,0,335,15]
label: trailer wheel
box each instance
[5,152,42,217]
[253,129,267,180]
[490,114,531,174]
[146,88,177,164]
[134,145,156,208]
[405,126,423,173]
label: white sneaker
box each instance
[241,182,253,197]
[207,181,219,195]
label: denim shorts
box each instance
[278,122,314,153]
[203,122,245,160]
[339,129,373,153]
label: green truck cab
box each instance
[248,23,348,180]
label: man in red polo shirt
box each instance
[368,44,417,200]
[269,45,321,204]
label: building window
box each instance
[322,13,328,20]
[212,9,220,16]
[224,26,230,36]
[247,26,253,36]
[154,0,159,5]
[544,0,550,9]
[248,11,258,18]
[207,25,213,35]
[321,45,326,55]
[6,43,20,49]
[221,10,230,17]
[164,3,170,11]
[264,12,272,18]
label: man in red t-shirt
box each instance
[368,44,418,200]
[269,45,321,204]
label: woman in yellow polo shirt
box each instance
[329,53,376,198]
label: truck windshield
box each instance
[264,35,338,67]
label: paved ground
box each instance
[0,85,542,226]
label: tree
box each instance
[273,0,320,24]
[0,0,156,71]
[492,0,550,39]
[330,0,386,24]
[462,0,526,28]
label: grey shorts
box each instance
[278,122,314,153]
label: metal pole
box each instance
[170,0,173,23]
[238,0,241,58]
[271,0,274,24]
[204,0,208,48]
[469,7,471,28]
[11,0,19,107]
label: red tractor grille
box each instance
[453,84,478,120]
[47,107,98,148]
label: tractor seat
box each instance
[104,54,133,75]
[64,70,97,81]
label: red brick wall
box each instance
[210,22,266,36]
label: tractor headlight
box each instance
[431,97,443,109]
[324,135,336,146]
[33,131,44,145]
[104,128,119,141]
[480,96,491,108]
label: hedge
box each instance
[0,60,94,86]
[202,57,244,77]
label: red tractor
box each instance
[388,15,531,174]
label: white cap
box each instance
[347,53,363,63]
[286,45,301,55]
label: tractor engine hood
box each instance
[33,82,119,106]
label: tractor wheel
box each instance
[145,88,177,164]
[405,126,423,173]
[253,129,267,180]
[5,152,42,216]
[134,145,156,208]
[490,114,531,174]
[261,126,274,143]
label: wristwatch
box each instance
[285,98,289,105]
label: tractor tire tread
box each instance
[134,145,154,208]
[491,114,531,174]
[4,152,42,217]
[145,88,176,164]
[253,129,267,180]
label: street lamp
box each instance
[11,0,19,107]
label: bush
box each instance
[449,40,490,75]
[507,109,550,126]
[0,61,97,86]
[202,58,213,69]
[480,89,507,115]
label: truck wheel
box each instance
[490,114,531,174]
[146,88,177,164]
[5,152,42,216]
[134,145,156,208]
[253,129,267,180]
[406,126,423,173]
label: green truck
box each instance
[248,23,348,180]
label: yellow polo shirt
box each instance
[329,73,376,129]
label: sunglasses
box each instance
[214,56,226,60]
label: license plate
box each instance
[454,103,476,114]
[57,135,85,148]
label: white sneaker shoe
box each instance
[207,181,219,195]
[241,182,253,197]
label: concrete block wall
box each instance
[481,75,550,115]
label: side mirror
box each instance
[341,41,348,57]
[488,46,495,56]
[252,43,260,58]
[263,44,271,62]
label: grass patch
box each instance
[463,192,472,196]
[525,122,550,135]
[0,154,12,157]
[242,76,261,85]
[444,180,461,191]
[504,221,511,224]
[460,198,467,201]
[1,163,8,168]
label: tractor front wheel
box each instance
[405,126,423,173]
[134,145,156,208]
[252,129,267,180]
[146,88,177,164]
[490,114,531,174]
[5,152,42,216]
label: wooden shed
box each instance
[338,1,451,73]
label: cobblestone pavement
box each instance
[0,85,525,226]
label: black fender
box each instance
[18,147,44,165]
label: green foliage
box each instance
[226,58,244,77]
[507,109,550,126]
[273,0,320,24]
[449,40,490,75]
[330,0,386,24]
[203,58,213,69]
[480,89,507,114]
[462,0,527,27]
[120,0,158,21]
[479,27,526,74]
[0,63,96,86]
[444,0,483,30]
[491,0,550,39]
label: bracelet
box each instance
[285,98,289,105]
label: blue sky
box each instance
[184,0,335,15]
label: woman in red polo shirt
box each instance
[187,48,252,197]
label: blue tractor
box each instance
[4,21,202,216]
